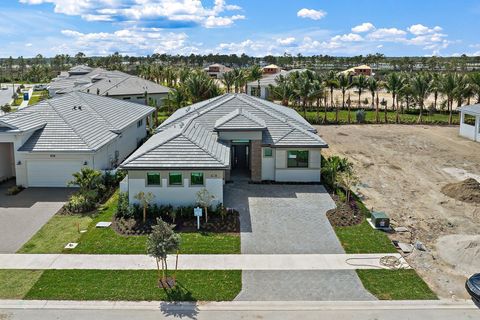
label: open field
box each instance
[317,124,480,299]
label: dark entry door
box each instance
[233,145,248,169]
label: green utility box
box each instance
[371,211,390,229]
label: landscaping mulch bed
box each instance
[326,194,363,227]
[112,212,240,236]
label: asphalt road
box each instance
[0,83,18,106]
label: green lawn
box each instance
[11,97,23,106]
[0,270,44,299]
[24,270,241,301]
[303,109,459,125]
[335,220,397,254]
[357,269,437,300]
[19,191,240,254]
[28,90,48,105]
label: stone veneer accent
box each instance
[250,140,262,181]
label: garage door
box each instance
[27,160,83,187]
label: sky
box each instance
[1,0,480,58]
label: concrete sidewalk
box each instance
[0,253,409,270]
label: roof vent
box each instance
[78,106,82,110]
[73,106,77,110]
[179,122,184,128]
[185,107,191,113]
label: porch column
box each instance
[250,140,262,182]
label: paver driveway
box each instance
[0,182,73,253]
[224,182,375,301]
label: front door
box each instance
[233,144,249,170]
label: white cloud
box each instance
[276,37,296,45]
[20,0,244,28]
[408,24,442,35]
[60,27,191,55]
[367,28,407,40]
[331,33,363,42]
[297,8,326,20]
[351,22,375,33]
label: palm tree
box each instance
[164,88,189,115]
[222,71,235,93]
[430,73,443,110]
[324,70,339,113]
[269,74,293,106]
[469,72,480,104]
[248,65,263,96]
[337,73,349,123]
[185,71,219,103]
[232,68,246,93]
[294,71,313,118]
[351,75,368,123]
[411,73,432,123]
[440,73,458,125]
[384,73,405,123]
[367,77,379,123]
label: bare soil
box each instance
[441,178,480,204]
[326,194,363,227]
[317,124,480,299]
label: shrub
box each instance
[5,185,24,196]
[356,109,366,123]
[116,192,132,217]
[66,194,93,213]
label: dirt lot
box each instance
[317,124,480,299]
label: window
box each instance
[146,173,160,186]
[122,97,131,100]
[137,96,144,99]
[287,150,309,168]
[463,114,476,126]
[263,147,272,157]
[137,119,143,127]
[191,172,204,186]
[169,172,183,186]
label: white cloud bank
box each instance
[297,8,326,20]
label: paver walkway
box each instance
[0,253,408,270]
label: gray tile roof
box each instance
[120,93,327,170]
[81,76,170,96]
[214,108,266,130]
[0,92,154,152]
[247,69,308,87]
[460,104,480,116]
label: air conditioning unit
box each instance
[371,211,390,229]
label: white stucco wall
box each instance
[459,111,480,142]
[112,93,167,107]
[126,170,224,207]
[274,148,322,182]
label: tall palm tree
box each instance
[430,73,443,110]
[440,73,459,125]
[324,70,339,110]
[269,74,293,106]
[469,72,480,104]
[232,68,246,93]
[384,72,405,123]
[411,73,432,124]
[185,71,219,103]
[337,73,349,123]
[222,71,235,93]
[248,65,263,96]
[164,88,189,115]
[367,77,380,123]
[294,72,313,118]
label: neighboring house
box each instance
[48,65,170,106]
[338,65,373,81]
[262,64,282,75]
[204,63,233,79]
[0,92,154,187]
[459,104,480,142]
[120,93,328,207]
[247,69,307,100]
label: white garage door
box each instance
[27,160,83,187]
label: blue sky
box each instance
[1,0,480,57]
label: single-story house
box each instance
[0,92,154,187]
[48,65,170,106]
[120,93,328,207]
[459,104,480,142]
[247,69,307,100]
[262,64,282,75]
[338,65,373,82]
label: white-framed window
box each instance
[169,172,183,186]
[263,147,273,157]
[190,172,204,186]
[146,172,161,186]
[287,150,309,168]
[137,119,143,127]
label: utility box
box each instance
[23,92,29,101]
[371,211,390,229]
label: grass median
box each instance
[24,269,241,301]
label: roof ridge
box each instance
[45,95,93,150]
[273,127,296,144]
[182,123,225,164]
[74,92,118,131]
[98,76,131,95]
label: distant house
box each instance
[247,69,307,100]
[338,65,373,81]
[459,105,480,142]
[120,93,327,207]
[48,65,170,106]
[262,64,282,75]
[204,63,232,79]
[0,92,154,187]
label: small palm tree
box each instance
[440,73,458,125]
[249,65,263,96]
[384,73,405,123]
[367,77,379,122]
[134,191,155,223]
[411,73,432,124]
[324,70,339,120]
[352,75,368,123]
[269,74,293,106]
[222,71,235,93]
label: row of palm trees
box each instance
[269,70,480,124]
